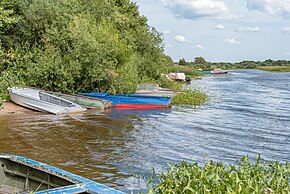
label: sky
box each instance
[134,0,290,62]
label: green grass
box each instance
[171,90,207,106]
[147,155,290,194]
[257,66,290,72]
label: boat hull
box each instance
[8,87,86,114]
[0,154,124,194]
[77,93,171,108]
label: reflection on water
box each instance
[0,70,289,193]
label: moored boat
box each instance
[77,92,171,109]
[46,91,112,109]
[8,87,86,114]
[211,68,228,74]
[0,154,124,194]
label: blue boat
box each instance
[77,92,171,109]
[0,154,124,194]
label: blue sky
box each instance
[134,0,290,62]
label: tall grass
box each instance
[147,156,290,194]
[257,66,290,72]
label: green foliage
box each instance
[157,76,183,91]
[0,0,170,94]
[178,58,187,66]
[109,56,139,94]
[171,90,207,106]
[169,65,203,78]
[147,156,290,194]
[0,44,24,104]
[193,56,210,69]
[211,59,290,69]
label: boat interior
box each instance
[0,158,74,193]
[39,92,75,107]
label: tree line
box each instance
[178,57,290,69]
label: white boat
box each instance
[8,87,86,114]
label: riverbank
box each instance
[0,102,34,116]
[257,66,290,72]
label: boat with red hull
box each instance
[77,92,171,109]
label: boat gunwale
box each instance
[0,154,124,194]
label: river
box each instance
[0,70,289,193]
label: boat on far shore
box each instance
[211,68,228,74]
[198,68,228,75]
[8,87,86,114]
[0,153,124,194]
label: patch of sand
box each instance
[0,102,34,115]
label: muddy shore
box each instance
[0,102,34,116]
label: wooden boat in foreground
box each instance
[46,91,112,109]
[77,92,171,109]
[8,87,86,114]
[0,154,124,194]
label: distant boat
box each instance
[198,68,228,75]
[0,154,124,194]
[135,83,179,97]
[77,92,171,109]
[211,68,228,74]
[8,87,86,114]
[46,91,112,109]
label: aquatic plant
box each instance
[147,155,290,194]
[171,90,207,106]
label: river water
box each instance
[0,70,289,193]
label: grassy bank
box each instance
[257,66,290,72]
[147,156,290,194]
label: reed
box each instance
[171,90,207,106]
[257,66,290,72]
[147,155,290,194]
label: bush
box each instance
[157,76,183,91]
[171,90,207,106]
[147,156,290,194]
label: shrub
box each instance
[171,90,207,106]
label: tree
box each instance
[193,57,210,68]
[178,58,187,66]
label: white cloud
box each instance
[215,24,225,30]
[282,27,290,32]
[225,38,240,44]
[167,43,173,48]
[195,44,205,49]
[175,35,192,43]
[285,52,290,55]
[235,26,261,32]
[246,0,290,18]
[162,0,229,19]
